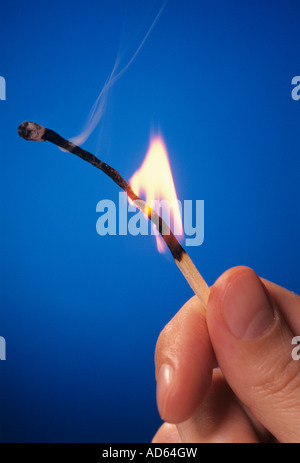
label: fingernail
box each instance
[222,270,275,340]
[156,363,174,418]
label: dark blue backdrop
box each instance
[0,0,299,443]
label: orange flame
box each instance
[130,135,183,253]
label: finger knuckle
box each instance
[251,352,300,405]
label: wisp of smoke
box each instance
[70,1,167,147]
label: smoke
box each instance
[70,1,167,147]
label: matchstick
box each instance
[18,121,210,307]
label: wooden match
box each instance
[18,121,210,307]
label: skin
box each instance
[152,266,300,443]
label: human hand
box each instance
[152,266,300,443]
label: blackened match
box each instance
[18,121,210,307]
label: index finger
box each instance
[155,295,215,423]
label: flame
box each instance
[130,135,183,253]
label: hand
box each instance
[152,266,300,443]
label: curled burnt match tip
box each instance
[18,121,46,142]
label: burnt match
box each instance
[18,121,210,307]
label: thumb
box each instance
[207,266,300,443]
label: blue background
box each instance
[0,0,299,443]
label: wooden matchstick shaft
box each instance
[18,121,210,306]
[176,253,210,306]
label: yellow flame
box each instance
[130,135,183,253]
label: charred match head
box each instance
[18,121,46,142]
